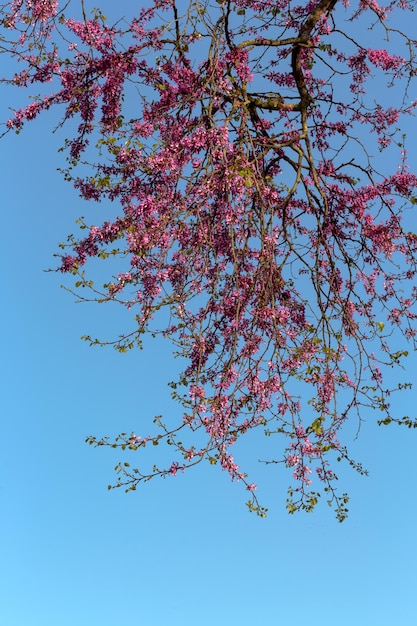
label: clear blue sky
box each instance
[1,5,417,625]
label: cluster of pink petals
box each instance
[3,0,417,518]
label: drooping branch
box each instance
[1,0,417,521]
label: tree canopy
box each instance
[2,0,417,520]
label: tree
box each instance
[2,0,417,520]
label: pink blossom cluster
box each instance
[3,0,417,519]
[367,48,405,70]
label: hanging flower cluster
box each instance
[2,0,417,520]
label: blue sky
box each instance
[1,4,417,625]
